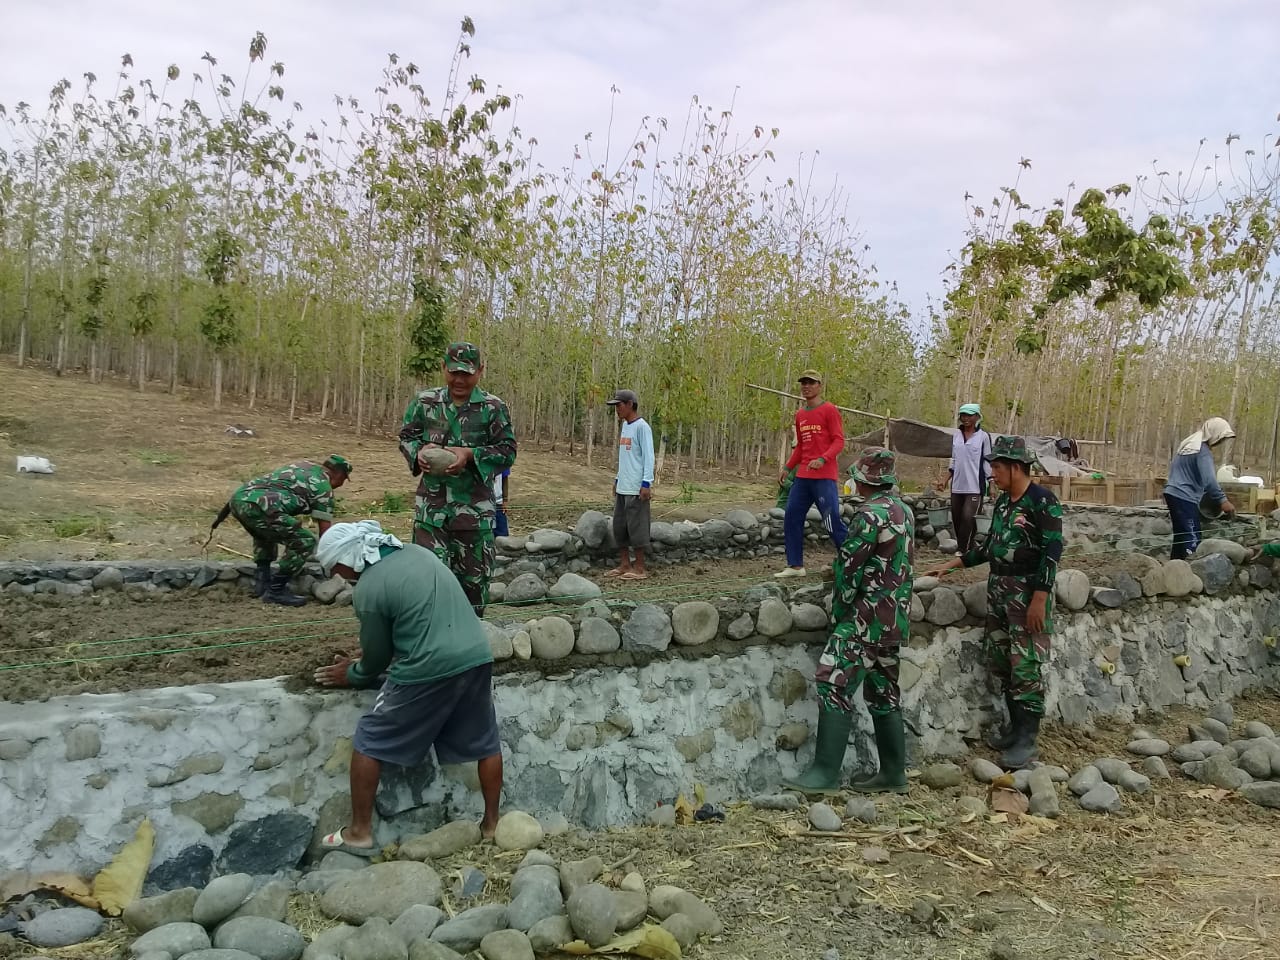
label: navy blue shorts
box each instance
[353,662,500,766]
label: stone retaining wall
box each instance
[4,543,1280,876]
[2,500,1269,605]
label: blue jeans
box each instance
[784,477,847,567]
[1164,493,1200,559]
[494,507,509,538]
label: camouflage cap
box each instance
[797,369,823,383]
[985,435,1039,466]
[444,341,482,374]
[323,454,353,475]
[849,447,897,486]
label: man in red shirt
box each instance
[776,369,847,577]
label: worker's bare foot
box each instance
[480,816,498,841]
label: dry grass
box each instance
[0,361,774,563]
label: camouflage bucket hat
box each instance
[324,454,353,475]
[849,447,897,486]
[445,341,481,374]
[985,435,1039,466]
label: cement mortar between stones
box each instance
[3,584,1280,876]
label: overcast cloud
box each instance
[2,0,1277,316]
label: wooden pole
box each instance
[745,382,888,421]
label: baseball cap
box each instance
[958,403,981,416]
[797,369,823,383]
[444,342,482,374]
[323,455,353,475]
[606,389,639,406]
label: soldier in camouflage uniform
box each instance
[398,342,516,613]
[227,455,353,606]
[783,448,914,795]
[928,435,1064,769]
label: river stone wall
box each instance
[3,545,1280,876]
[3,501,1270,605]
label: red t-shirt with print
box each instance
[785,402,845,480]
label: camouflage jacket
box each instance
[831,491,914,643]
[962,483,1063,592]
[231,461,335,520]
[398,385,517,527]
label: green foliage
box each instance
[135,448,181,465]
[129,288,158,337]
[366,491,408,514]
[51,515,109,539]
[200,227,241,350]
[406,274,450,378]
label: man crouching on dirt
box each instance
[311,520,503,855]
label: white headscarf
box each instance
[1176,417,1235,456]
[316,520,403,574]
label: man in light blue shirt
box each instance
[948,402,992,554]
[605,389,655,580]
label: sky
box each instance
[2,0,1278,318]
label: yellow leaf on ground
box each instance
[34,872,91,897]
[92,819,155,915]
[560,924,682,959]
[38,873,95,908]
[1187,788,1232,802]
[674,793,694,825]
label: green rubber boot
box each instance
[252,563,271,598]
[850,711,909,794]
[781,707,853,795]
[985,695,1018,750]
[999,701,1042,770]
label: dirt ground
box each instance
[0,361,774,562]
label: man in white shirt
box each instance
[605,389,655,580]
[947,402,992,554]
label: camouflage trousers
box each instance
[776,468,798,511]
[229,500,315,575]
[984,574,1053,715]
[414,520,495,614]
[814,623,902,717]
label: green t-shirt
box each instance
[346,543,493,688]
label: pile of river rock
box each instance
[10,811,719,960]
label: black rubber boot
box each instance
[781,707,853,795]
[985,695,1018,750]
[263,571,307,607]
[252,563,271,598]
[999,701,1042,770]
[851,711,910,794]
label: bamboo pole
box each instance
[744,383,889,421]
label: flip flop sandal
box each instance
[620,571,650,580]
[602,568,626,578]
[320,827,377,858]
